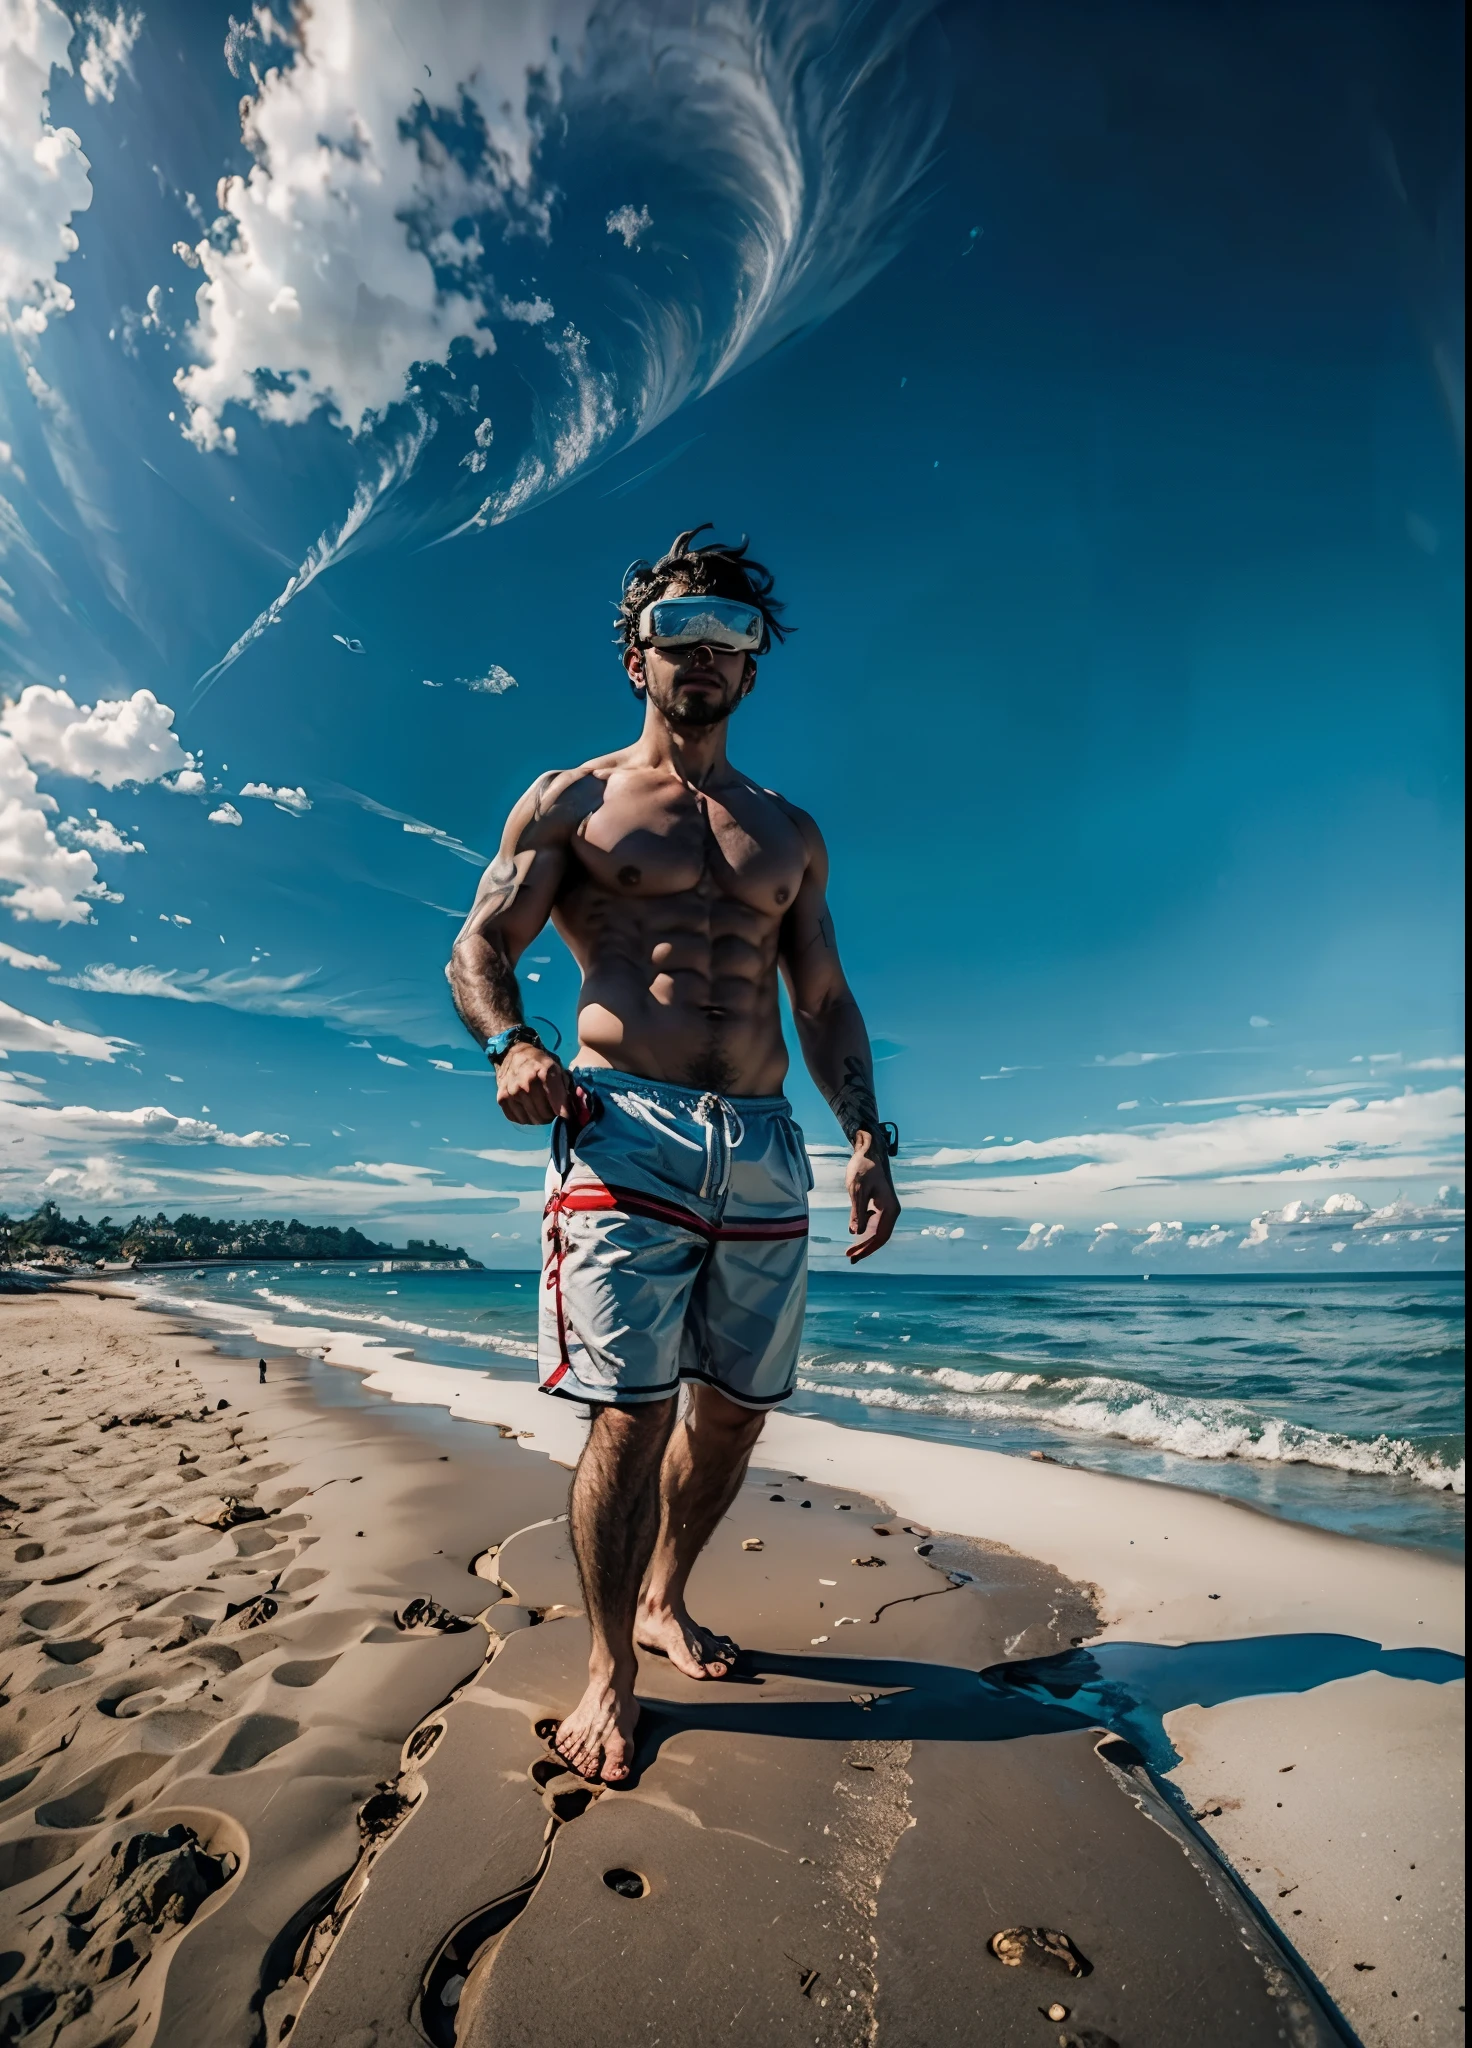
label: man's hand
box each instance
[496,1042,571,1124]
[846,1132,900,1262]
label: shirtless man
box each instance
[448,526,900,1784]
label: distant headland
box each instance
[0,1201,483,1273]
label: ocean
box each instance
[136,1267,1465,1557]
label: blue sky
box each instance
[0,0,1463,1270]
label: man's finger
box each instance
[845,1198,883,1262]
[847,1185,901,1261]
[545,1062,571,1117]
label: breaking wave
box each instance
[796,1361,1465,1492]
[250,1287,537,1361]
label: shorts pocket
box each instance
[785,1118,815,1194]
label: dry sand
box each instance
[0,1284,1462,2047]
[1166,1674,1464,2047]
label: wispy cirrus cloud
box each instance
[884,1087,1464,1221]
[1,1078,286,1153]
[318,781,486,868]
[0,995,130,1061]
[47,961,434,1040]
[138,1158,522,1218]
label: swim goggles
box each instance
[636,595,764,652]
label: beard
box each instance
[653,675,744,729]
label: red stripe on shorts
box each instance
[545,1179,807,1244]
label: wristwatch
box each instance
[485,1025,544,1067]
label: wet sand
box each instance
[0,1285,1462,2046]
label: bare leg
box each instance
[638,1383,765,1680]
[555,1398,674,1783]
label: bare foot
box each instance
[637,1598,740,1680]
[552,1671,640,1783]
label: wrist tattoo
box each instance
[831,1054,881,1146]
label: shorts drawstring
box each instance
[692,1091,746,1203]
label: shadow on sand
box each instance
[625,1633,1464,1778]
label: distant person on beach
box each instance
[258,1359,267,1384]
[450,526,900,1783]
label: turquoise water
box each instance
[139,1268,1465,1555]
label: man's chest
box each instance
[572,778,806,913]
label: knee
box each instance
[689,1386,765,1445]
[590,1398,675,1451]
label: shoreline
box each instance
[120,1265,1466,1556]
[0,1284,1462,2046]
[127,1277,1465,1651]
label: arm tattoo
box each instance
[480,851,520,918]
[799,909,837,956]
[829,1053,881,1146]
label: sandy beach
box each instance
[0,1284,1462,2047]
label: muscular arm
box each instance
[447,771,577,1122]
[777,810,899,1261]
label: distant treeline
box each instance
[0,1202,470,1265]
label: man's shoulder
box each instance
[742,777,823,848]
[518,755,624,819]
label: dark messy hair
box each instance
[615,525,790,660]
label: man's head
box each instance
[618,525,788,729]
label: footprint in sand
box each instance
[272,1656,341,1689]
[34,1751,168,1829]
[40,1638,104,1666]
[0,1765,41,1805]
[137,1709,224,1753]
[19,1598,89,1632]
[210,1714,300,1776]
[0,1833,83,1891]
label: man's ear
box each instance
[624,645,647,696]
[741,655,757,693]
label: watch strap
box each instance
[486,1025,544,1067]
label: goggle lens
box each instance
[638,597,763,652]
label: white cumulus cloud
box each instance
[605,202,651,249]
[1,732,102,922]
[0,0,92,335]
[455,666,517,695]
[0,938,58,970]
[1,686,193,787]
[208,802,243,826]
[40,1155,157,1203]
[172,0,586,450]
[75,4,143,105]
[60,812,144,854]
[239,782,310,813]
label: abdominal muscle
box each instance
[552,883,791,1097]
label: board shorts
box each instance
[538,1066,813,1410]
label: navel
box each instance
[618,865,641,887]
